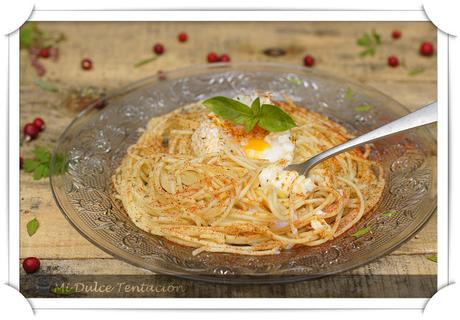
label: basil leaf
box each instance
[243,117,258,132]
[27,218,39,236]
[203,96,253,126]
[258,104,296,132]
[351,226,370,238]
[427,256,437,263]
[360,47,376,57]
[251,98,261,116]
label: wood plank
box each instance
[20,22,437,282]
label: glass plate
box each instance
[50,62,437,283]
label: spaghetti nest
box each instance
[112,100,385,256]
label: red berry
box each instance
[33,117,45,131]
[39,48,50,58]
[23,123,40,140]
[81,58,93,70]
[20,156,24,169]
[219,54,231,63]
[388,55,399,67]
[303,55,315,67]
[419,42,434,56]
[153,43,165,55]
[178,32,188,42]
[392,30,401,39]
[207,52,219,63]
[23,257,40,274]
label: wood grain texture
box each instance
[19,22,437,297]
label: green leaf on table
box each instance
[359,47,376,57]
[351,226,370,238]
[33,78,59,92]
[23,159,40,173]
[134,56,158,68]
[355,104,373,112]
[20,22,39,49]
[23,146,66,180]
[357,33,372,47]
[408,67,425,76]
[427,255,437,263]
[371,29,381,45]
[27,218,39,236]
[357,30,381,57]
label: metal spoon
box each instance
[285,101,437,176]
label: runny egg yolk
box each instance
[243,138,270,159]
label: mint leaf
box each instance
[203,96,253,126]
[27,218,39,236]
[20,22,38,49]
[23,159,40,173]
[33,146,51,163]
[357,33,372,46]
[134,56,158,68]
[258,104,296,132]
[427,256,437,263]
[372,29,381,45]
[360,47,376,57]
[33,78,58,92]
[408,67,425,76]
[33,165,47,180]
[251,98,261,116]
[351,226,370,238]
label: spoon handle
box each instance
[286,101,437,175]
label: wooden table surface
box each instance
[19,21,437,298]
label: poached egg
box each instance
[192,93,315,196]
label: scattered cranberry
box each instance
[388,55,399,67]
[303,55,315,67]
[94,96,107,109]
[39,48,50,58]
[419,42,434,56]
[207,52,219,63]
[23,257,40,274]
[219,54,231,63]
[23,123,40,140]
[33,117,45,131]
[178,32,188,42]
[81,58,93,70]
[20,156,24,169]
[153,43,165,55]
[392,30,401,39]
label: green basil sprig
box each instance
[202,96,296,132]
